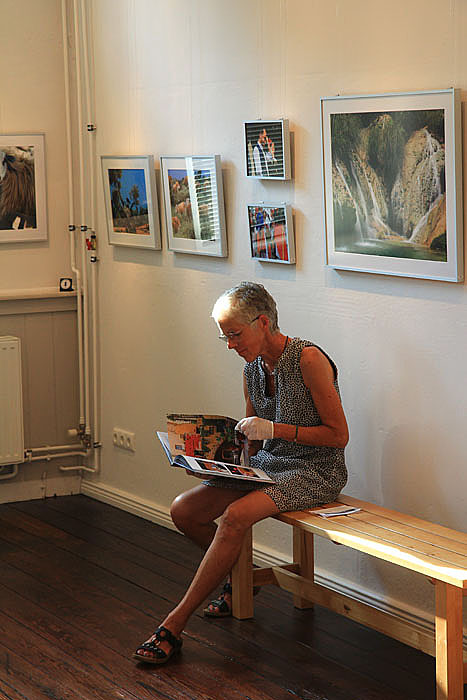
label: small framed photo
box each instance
[244,119,291,180]
[101,155,161,249]
[0,134,47,243]
[248,203,295,264]
[160,155,227,257]
[321,88,463,282]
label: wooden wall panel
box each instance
[0,297,79,452]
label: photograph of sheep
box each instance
[161,155,227,257]
[248,203,295,264]
[321,89,463,281]
[101,155,160,249]
[244,119,291,180]
[0,134,47,243]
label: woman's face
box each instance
[217,312,264,362]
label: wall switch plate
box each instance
[112,428,136,452]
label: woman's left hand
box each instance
[235,417,274,441]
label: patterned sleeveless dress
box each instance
[205,337,347,512]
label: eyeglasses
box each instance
[219,315,260,343]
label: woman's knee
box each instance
[219,501,250,537]
[170,489,215,531]
[170,492,196,531]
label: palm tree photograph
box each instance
[108,168,149,235]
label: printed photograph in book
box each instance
[166,414,241,464]
[156,431,275,484]
[330,108,446,261]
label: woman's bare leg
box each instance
[135,489,279,660]
[170,482,246,549]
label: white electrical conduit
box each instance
[58,0,100,473]
[73,0,91,442]
[62,0,85,427]
[80,0,101,471]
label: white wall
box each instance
[85,0,467,626]
[0,0,72,290]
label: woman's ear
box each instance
[257,314,270,332]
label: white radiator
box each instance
[0,336,24,465]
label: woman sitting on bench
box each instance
[133,281,349,665]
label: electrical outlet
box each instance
[112,428,136,452]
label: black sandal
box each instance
[203,582,232,617]
[203,582,261,618]
[133,625,182,665]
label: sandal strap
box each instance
[137,640,168,660]
[153,625,182,650]
[208,596,230,614]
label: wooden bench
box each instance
[231,494,467,700]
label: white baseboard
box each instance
[81,480,463,646]
[81,479,176,531]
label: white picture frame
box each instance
[247,203,295,264]
[101,155,161,249]
[0,133,47,243]
[160,155,227,257]
[244,119,291,180]
[321,88,463,282]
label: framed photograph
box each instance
[247,203,295,264]
[0,134,47,243]
[101,155,161,249]
[321,88,463,282]
[244,119,291,180]
[160,155,227,257]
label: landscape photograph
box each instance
[330,108,447,261]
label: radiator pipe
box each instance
[0,465,19,481]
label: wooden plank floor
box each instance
[0,495,463,700]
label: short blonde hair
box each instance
[212,281,279,333]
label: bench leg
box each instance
[231,527,254,620]
[293,528,314,609]
[435,581,464,700]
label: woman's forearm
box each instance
[272,421,349,449]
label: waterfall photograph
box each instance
[321,90,463,281]
[331,108,446,260]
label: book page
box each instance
[183,456,274,483]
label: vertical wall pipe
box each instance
[73,0,91,440]
[62,0,85,427]
[81,0,101,469]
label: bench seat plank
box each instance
[348,512,467,559]
[338,495,467,548]
[333,512,467,572]
[276,510,467,588]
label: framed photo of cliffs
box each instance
[321,89,463,282]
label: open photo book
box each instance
[156,431,275,484]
